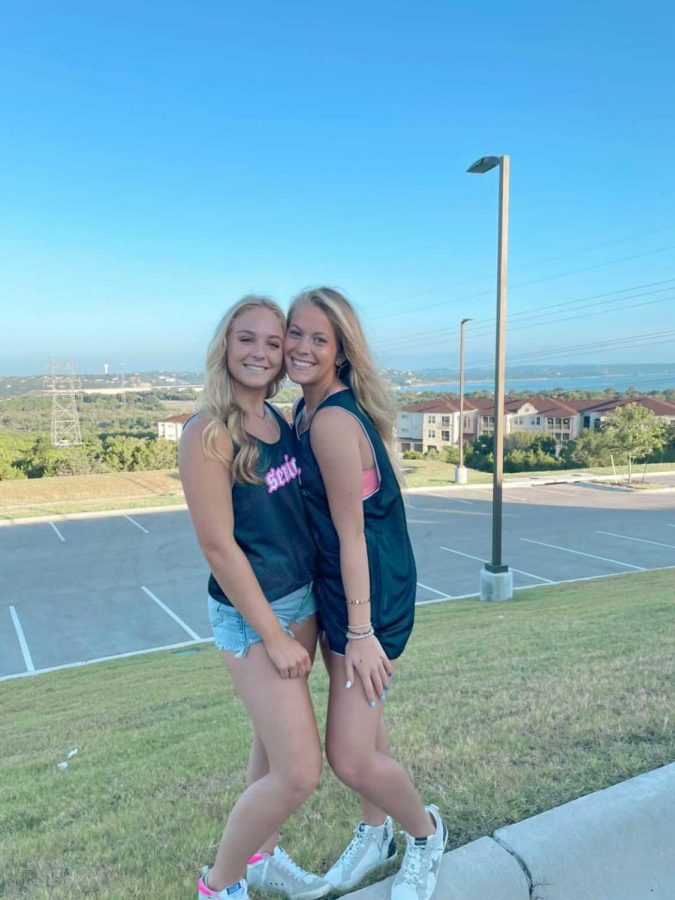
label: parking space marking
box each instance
[521,538,645,570]
[124,515,149,534]
[140,586,201,640]
[0,636,214,684]
[417,581,454,599]
[595,530,675,550]
[9,606,35,672]
[439,546,553,582]
[49,522,65,542]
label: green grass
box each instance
[402,459,675,490]
[2,570,674,898]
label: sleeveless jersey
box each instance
[208,404,316,607]
[294,389,416,658]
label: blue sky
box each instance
[2,1,675,377]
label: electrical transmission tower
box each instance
[45,360,82,447]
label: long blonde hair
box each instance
[198,295,285,484]
[288,287,402,480]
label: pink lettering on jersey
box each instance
[265,455,300,494]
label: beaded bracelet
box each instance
[346,597,371,605]
[346,627,375,641]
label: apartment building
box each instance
[396,398,478,452]
[396,394,675,453]
[158,413,192,441]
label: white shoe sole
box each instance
[325,850,398,892]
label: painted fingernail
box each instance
[383,685,389,691]
[345,680,352,689]
[370,700,377,708]
[380,694,386,702]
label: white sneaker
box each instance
[198,867,248,898]
[247,846,332,900]
[390,805,448,900]
[324,816,397,892]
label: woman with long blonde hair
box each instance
[180,296,331,900]
[285,287,447,900]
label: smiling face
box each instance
[226,306,284,391]
[284,301,343,390]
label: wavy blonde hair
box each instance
[288,287,402,481]
[198,295,285,484]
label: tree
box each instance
[603,404,665,480]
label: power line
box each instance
[377,292,675,357]
[374,278,675,352]
[367,244,675,322]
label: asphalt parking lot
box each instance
[2,481,674,681]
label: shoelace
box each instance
[274,848,316,884]
[336,825,368,868]
[398,835,427,886]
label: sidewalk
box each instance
[344,762,675,899]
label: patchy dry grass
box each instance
[0,470,184,520]
[1,570,674,898]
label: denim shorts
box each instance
[208,582,317,657]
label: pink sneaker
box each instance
[198,867,248,898]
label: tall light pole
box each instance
[467,155,513,601]
[455,317,473,484]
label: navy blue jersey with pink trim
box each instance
[208,404,316,607]
[294,389,416,659]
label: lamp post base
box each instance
[480,566,513,601]
[455,465,468,484]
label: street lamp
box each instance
[455,317,473,484]
[467,154,513,601]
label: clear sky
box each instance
[2,1,675,378]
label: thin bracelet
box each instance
[346,597,370,605]
[347,622,372,631]
[346,627,375,641]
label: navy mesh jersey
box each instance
[294,389,416,659]
[208,404,316,607]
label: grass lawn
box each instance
[2,462,674,521]
[0,470,184,520]
[2,570,674,899]
[403,459,675,490]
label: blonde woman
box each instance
[180,296,331,900]
[285,288,447,900]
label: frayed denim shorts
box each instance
[208,582,316,657]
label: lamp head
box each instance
[467,156,500,174]
[461,317,474,325]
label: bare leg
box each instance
[245,616,319,856]
[319,636,390,828]
[325,653,433,838]
[207,622,322,891]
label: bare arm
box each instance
[179,416,311,677]
[310,408,390,701]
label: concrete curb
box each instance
[343,762,675,899]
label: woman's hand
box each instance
[345,635,391,705]
[264,631,313,679]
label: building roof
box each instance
[159,413,193,424]
[399,396,478,414]
[571,396,675,415]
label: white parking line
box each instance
[0,636,213,683]
[417,581,454,599]
[49,522,65,542]
[439,546,553,582]
[140,586,200,640]
[596,530,675,550]
[124,515,149,534]
[521,538,645,570]
[9,606,35,672]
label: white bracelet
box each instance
[346,627,375,641]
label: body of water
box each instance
[406,373,675,395]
